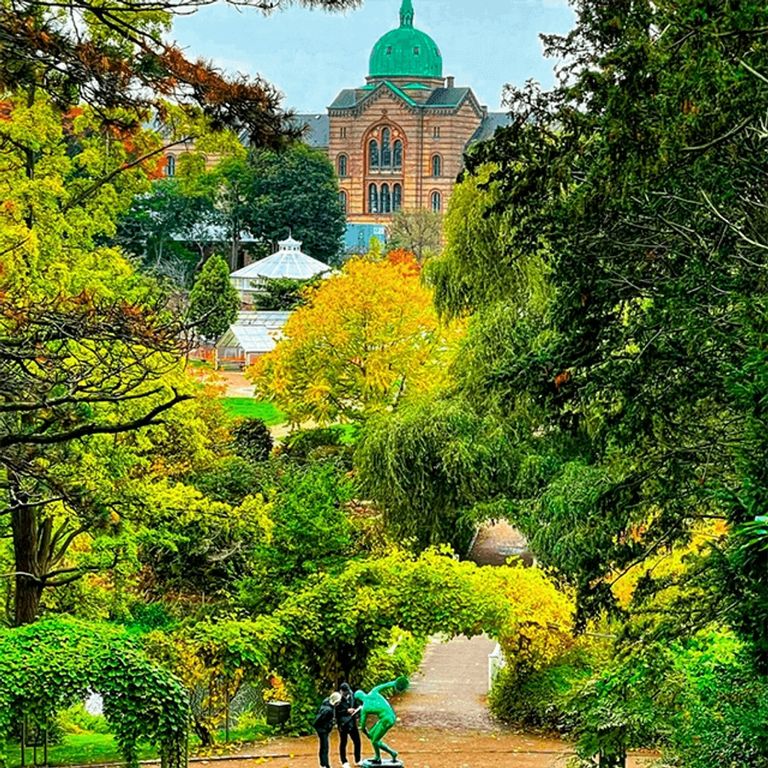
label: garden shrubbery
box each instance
[489,647,593,732]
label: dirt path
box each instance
[213,729,658,768]
[397,635,496,730]
[217,371,254,398]
[203,636,657,766]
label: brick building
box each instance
[296,0,508,232]
[164,0,508,245]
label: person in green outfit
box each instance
[353,677,408,764]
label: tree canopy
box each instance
[187,254,239,340]
[249,252,460,423]
[0,0,360,142]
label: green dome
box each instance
[369,0,443,80]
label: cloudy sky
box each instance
[173,0,575,113]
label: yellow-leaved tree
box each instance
[248,251,461,423]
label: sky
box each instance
[173,0,576,114]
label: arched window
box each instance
[432,154,442,177]
[339,190,348,213]
[166,155,176,177]
[380,183,391,214]
[431,191,442,212]
[393,140,403,169]
[393,184,402,212]
[368,183,379,213]
[369,140,379,170]
[337,154,348,177]
[380,127,391,168]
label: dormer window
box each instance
[386,46,392,55]
[413,46,420,55]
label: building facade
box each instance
[297,0,508,229]
[164,0,508,240]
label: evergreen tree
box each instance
[188,255,240,341]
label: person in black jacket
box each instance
[314,691,341,768]
[335,682,362,768]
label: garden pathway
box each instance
[396,635,496,730]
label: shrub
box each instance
[236,462,354,611]
[661,632,768,768]
[489,648,593,732]
[58,704,112,735]
[232,418,274,463]
[281,426,354,467]
[361,629,427,690]
[190,456,265,505]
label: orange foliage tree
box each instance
[248,252,461,423]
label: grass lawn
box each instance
[6,725,273,767]
[6,733,157,767]
[221,398,286,425]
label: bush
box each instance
[232,419,274,463]
[281,426,355,468]
[361,629,427,690]
[489,648,593,732]
[58,704,112,735]
[236,462,354,611]
[661,633,768,768]
[190,456,265,505]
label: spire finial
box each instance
[400,0,414,28]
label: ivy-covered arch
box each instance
[182,550,573,727]
[0,619,188,768]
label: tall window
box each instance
[369,140,379,170]
[339,126,347,138]
[433,126,441,138]
[393,184,402,212]
[339,190,348,213]
[380,184,391,214]
[431,191,442,212]
[381,127,392,168]
[393,140,403,169]
[368,183,379,214]
[432,154,442,177]
[166,155,176,177]
[337,154,348,177]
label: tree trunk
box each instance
[192,719,214,748]
[11,500,43,626]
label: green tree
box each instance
[356,398,515,552]
[187,254,239,341]
[240,144,345,263]
[252,277,314,311]
[433,1,768,637]
[0,96,204,626]
[115,178,219,285]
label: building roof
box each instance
[328,90,360,110]
[470,112,512,145]
[230,236,331,282]
[217,311,291,354]
[329,79,483,117]
[293,113,329,148]
[369,0,442,80]
[425,87,472,108]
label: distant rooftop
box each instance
[231,237,331,282]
